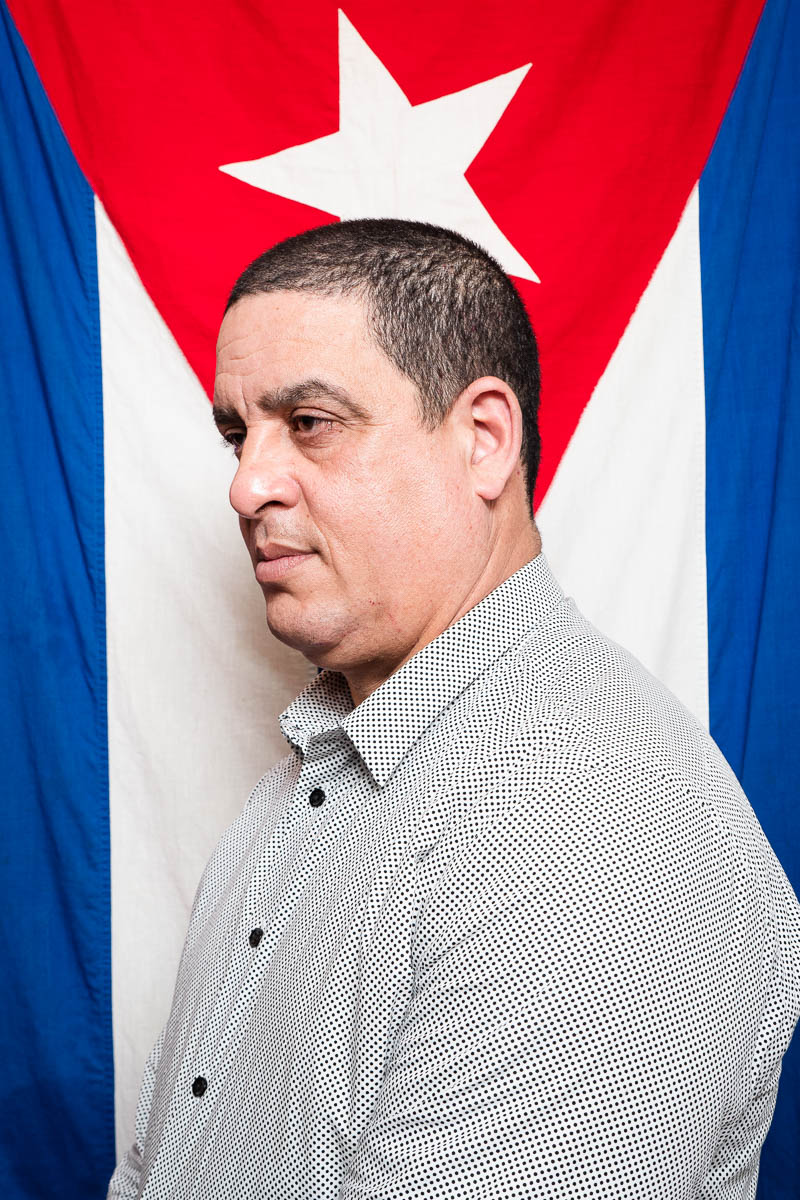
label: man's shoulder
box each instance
[461,595,713,781]
[440,596,798,906]
[436,595,778,867]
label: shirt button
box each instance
[192,1076,208,1098]
[309,787,325,807]
[248,927,263,948]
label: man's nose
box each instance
[228,433,302,518]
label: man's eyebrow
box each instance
[212,378,370,427]
[211,401,241,428]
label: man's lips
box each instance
[254,545,315,584]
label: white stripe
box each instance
[97,200,313,1157]
[537,187,709,728]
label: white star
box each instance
[220,11,538,282]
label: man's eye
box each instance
[292,414,334,435]
[221,430,245,455]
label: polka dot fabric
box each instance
[108,554,800,1199]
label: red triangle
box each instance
[11,0,763,503]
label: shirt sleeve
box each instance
[107,1026,166,1199]
[339,758,799,1200]
[699,840,800,1199]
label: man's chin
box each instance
[264,595,350,665]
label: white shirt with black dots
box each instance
[109,553,800,1200]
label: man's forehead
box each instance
[213,287,410,414]
[216,288,373,352]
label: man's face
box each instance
[213,289,477,681]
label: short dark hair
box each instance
[226,219,541,506]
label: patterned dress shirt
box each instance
[109,553,800,1199]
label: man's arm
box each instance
[340,761,790,1198]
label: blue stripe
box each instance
[700,0,800,1192]
[0,5,114,1196]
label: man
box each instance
[109,219,800,1199]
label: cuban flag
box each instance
[1,0,798,1195]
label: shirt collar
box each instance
[279,552,563,788]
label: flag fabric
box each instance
[0,0,797,1195]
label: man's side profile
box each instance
[109,219,800,1199]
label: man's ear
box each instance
[453,376,524,502]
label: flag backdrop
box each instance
[0,0,798,1195]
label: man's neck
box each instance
[343,522,542,708]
